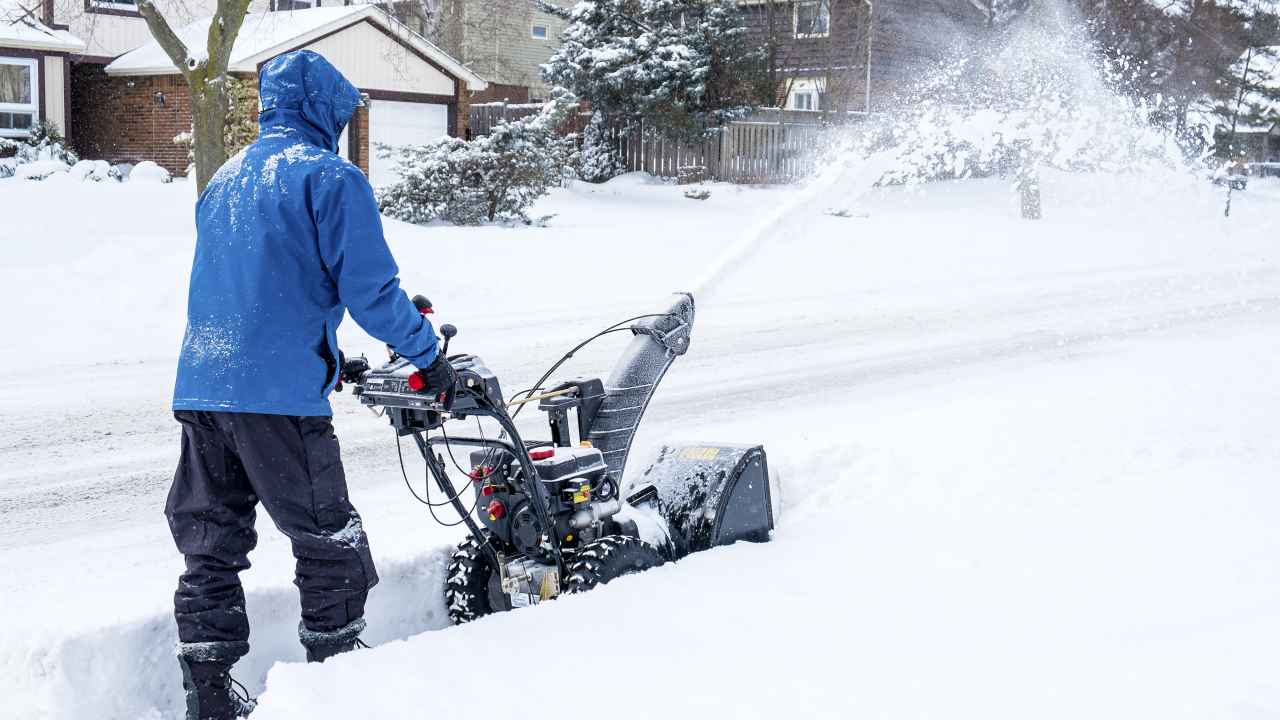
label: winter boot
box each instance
[177,641,256,720]
[298,617,368,663]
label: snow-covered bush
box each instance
[15,121,78,165]
[130,161,173,184]
[15,160,70,181]
[378,96,577,225]
[69,159,120,182]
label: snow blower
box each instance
[343,293,773,622]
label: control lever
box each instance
[439,323,457,357]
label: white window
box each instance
[0,57,38,138]
[794,0,830,38]
[787,77,822,111]
[273,0,315,10]
[89,0,138,11]
[531,24,548,39]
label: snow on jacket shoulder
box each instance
[173,50,438,417]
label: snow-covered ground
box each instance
[2,168,1279,719]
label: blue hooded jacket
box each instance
[173,50,438,417]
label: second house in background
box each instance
[424,0,570,104]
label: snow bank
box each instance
[2,548,451,719]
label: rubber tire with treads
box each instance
[566,535,665,593]
[445,534,505,624]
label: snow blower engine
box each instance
[342,293,774,622]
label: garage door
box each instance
[368,100,449,187]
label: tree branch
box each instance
[137,0,194,80]
[532,0,570,21]
[205,0,252,77]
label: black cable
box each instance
[395,431,480,521]
[395,433,442,507]
[508,313,676,419]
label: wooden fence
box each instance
[468,102,849,184]
[616,120,833,184]
[467,102,589,139]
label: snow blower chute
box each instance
[342,292,774,622]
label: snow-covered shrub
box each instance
[15,121,78,165]
[0,122,77,180]
[16,160,71,181]
[130,161,173,184]
[578,111,622,183]
[378,96,577,225]
[69,160,119,182]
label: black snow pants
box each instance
[167,411,378,647]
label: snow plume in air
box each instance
[868,1,1187,185]
[692,0,1188,303]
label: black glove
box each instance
[340,354,370,385]
[333,351,370,393]
[412,354,456,408]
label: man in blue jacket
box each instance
[168,50,451,719]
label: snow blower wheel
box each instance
[347,293,774,619]
[566,535,665,593]
[445,535,510,624]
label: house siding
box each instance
[452,0,569,101]
[43,54,67,136]
[302,20,455,96]
[739,0,984,112]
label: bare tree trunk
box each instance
[137,0,252,193]
[191,80,229,191]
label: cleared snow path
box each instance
[1,171,1278,719]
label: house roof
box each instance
[105,4,487,91]
[0,0,85,52]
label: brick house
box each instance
[739,0,988,114]
[2,0,485,180]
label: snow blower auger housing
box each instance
[344,292,774,622]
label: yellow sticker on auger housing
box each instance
[678,447,721,461]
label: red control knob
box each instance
[406,371,426,392]
[486,500,506,521]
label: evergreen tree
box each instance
[541,0,769,143]
[1080,0,1280,147]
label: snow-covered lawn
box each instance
[1,169,1278,719]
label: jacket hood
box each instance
[257,50,361,152]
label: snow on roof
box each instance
[105,4,486,91]
[0,0,85,52]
